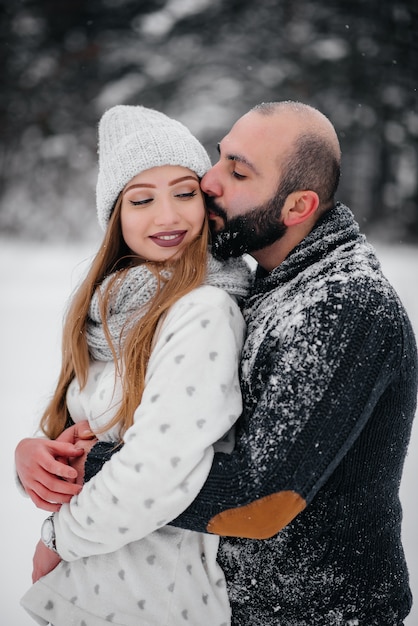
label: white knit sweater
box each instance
[21,284,246,626]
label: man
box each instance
[173,101,417,624]
[17,102,417,625]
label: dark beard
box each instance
[207,188,288,260]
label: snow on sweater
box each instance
[21,284,246,626]
[173,203,418,625]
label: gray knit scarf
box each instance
[86,254,251,361]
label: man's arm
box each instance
[171,287,405,538]
[82,440,123,483]
[82,287,401,540]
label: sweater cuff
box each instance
[84,441,123,483]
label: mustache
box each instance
[204,195,227,220]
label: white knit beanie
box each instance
[96,105,212,230]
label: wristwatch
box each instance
[41,514,58,553]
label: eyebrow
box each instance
[124,175,199,194]
[217,142,260,175]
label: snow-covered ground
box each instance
[2,238,417,625]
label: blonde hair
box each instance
[40,195,210,440]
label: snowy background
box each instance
[2,237,417,625]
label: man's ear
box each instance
[282,191,319,226]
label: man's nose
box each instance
[201,163,222,197]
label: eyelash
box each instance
[130,199,151,206]
[129,190,197,206]
[232,171,246,180]
[176,190,197,199]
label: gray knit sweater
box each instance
[86,204,417,625]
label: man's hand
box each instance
[32,539,62,583]
[57,420,98,486]
[68,437,98,486]
[15,421,97,511]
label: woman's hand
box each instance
[15,421,96,511]
[32,540,62,583]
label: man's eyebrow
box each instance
[217,142,259,175]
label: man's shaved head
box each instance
[248,101,341,210]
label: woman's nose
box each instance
[154,199,180,225]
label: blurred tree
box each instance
[0,0,417,241]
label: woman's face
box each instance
[120,165,205,262]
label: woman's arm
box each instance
[53,287,246,560]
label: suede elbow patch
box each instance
[206,490,306,539]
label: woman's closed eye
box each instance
[175,190,197,199]
[130,198,153,206]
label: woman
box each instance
[16,104,250,625]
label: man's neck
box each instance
[251,220,315,271]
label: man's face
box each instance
[201,111,295,258]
